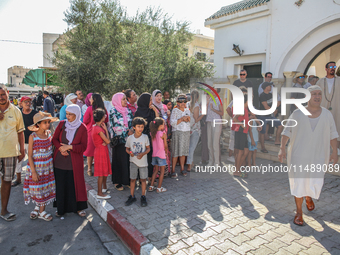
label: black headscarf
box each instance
[134,93,155,134]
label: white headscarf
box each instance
[64,93,78,106]
[65,104,82,144]
[152,89,165,115]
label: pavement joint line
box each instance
[85,181,162,255]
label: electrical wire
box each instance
[0,39,51,44]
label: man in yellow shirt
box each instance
[0,85,25,221]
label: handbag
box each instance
[110,136,123,148]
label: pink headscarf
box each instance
[85,93,93,107]
[112,93,128,126]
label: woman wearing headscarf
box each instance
[135,93,160,178]
[52,104,88,217]
[152,90,171,176]
[82,93,93,116]
[59,93,77,120]
[83,93,108,176]
[109,93,134,191]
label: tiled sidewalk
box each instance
[85,156,340,255]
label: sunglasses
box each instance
[328,66,337,69]
[177,100,187,103]
[240,73,246,76]
[298,76,305,79]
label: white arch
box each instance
[275,13,340,77]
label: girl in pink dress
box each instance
[148,117,168,193]
[83,94,108,176]
[92,108,112,199]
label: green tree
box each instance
[53,0,214,97]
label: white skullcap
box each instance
[307,85,322,92]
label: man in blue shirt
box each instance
[43,91,55,117]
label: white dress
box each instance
[282,107,338,199]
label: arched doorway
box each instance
[305,40,340,77]
[276,14,340,77]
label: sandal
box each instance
[181,170,187,177]
[11,180,21,187]
[157,187,167,193]
[78,210,86,217]
[87,170,93,176]
[233,172,248,179]
[261,149,268,153]
[30,206,40,220]
[102,189,110,194]
[38,211,53,221]
[148,186,156,192]
[0,212,16,222]
[171,173,177,179]
[115,184,124,191]
[293,214,304,226]
[55,211,62,217]
[306,197,315,211]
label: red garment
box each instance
[83,106,108,157]
[92,125,112,177]
[52,121,88,202]
[231,107,249,134]
[127,102,137,115]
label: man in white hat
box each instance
[316,61,340,155]
[278,85,338,226]
[290,73,307,113]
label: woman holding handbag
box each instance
[109,93,134,191]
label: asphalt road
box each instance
[0,160,131,255]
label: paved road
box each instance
[85,156,340,255]
[0,159,131,255]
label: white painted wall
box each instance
[206,0,340,79]
[43,33,61,67]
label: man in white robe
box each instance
[316,61,340,155]
[278,85,338,226]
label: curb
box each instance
[85,182,162,255]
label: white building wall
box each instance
[269,0,340,77]
[207,0,340,79]
[213,16,268,78]
[43,33,61,67]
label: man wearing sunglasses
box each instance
[233,69,253,89]
[317,61,340,155]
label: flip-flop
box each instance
[0,212,16,222]
[11,180,21,187]
[261,149,268,153]
[97,194,111,199]
[181,170,187,177]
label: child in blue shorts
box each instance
[247,113,262,167]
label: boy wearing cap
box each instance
[12,96,37,187]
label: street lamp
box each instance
[232,44,244,56]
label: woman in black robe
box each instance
[134,93,160,178]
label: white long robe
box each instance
[316,77,340,141]
[282,107,338,199]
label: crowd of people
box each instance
[0,60,339,227]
